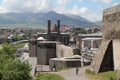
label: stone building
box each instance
[29,40,76,65]
[29,40,60,65]
[76,32,102,50]
[32,20,70,45]
[81,37,102,51]
[29,39,37,57]
[90,4,120,73]
[49,44,91,70]
[37,41,58,65]
[29,20,70,65]
[49,58,81,71]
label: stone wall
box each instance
[117,69,120,78]
[29,40,37,57]
[113,40,120,70]
[90,4,120,73]
[27,57,37,77]
[91,39,120,73]
[99,40,114,72]
[103,5,120,39]
[37,42,56,65]
[90,40,112,73]
[56,44,74,58]
[49,58,81,71]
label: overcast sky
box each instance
[0,0,119,22]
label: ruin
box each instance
[90,4,120,73]
[32,20,70,45]
[37,41,58,65]
[29,20,70,65]
[49,58,81,71]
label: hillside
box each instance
[0,11,97,28]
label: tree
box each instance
[71,29,78,37]
[0,59,31,80]
[0,43,32,80]
[0,43,16,58]
[12,36,24,41]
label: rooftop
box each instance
[32,32,70,36]
[78,32,102,37]
[37,41,61,44]
[82,37,102,40]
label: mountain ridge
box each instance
[0,11,98,28]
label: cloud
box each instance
[78,0,83,2]
[53,0,72,14]
[52,3,101,22]
[0,6,8,13]
[92,0,113,4]
[0,0,101,21]
[85,13,102,22]
[71,6,80,15]
[79,7,89,14]
[0,0,54,13]
[49,0,101,21]
[57,0,71,4]
[0,0,71,13]
[112,2,119,6]
[71,6,88,15]
[68,6,101,22]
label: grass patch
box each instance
[57,66,69,71]
[35,73,65,80]
[86,69,120,80]
[14,43,28,48]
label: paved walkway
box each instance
[48,66,90,80]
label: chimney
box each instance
[57,20,60,34]
[48,20,51,34]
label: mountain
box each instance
[65,14,89,22]
[95,20,102,26]
[0,11,97,28]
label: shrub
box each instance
[35,73,65,80]
[86,69,95,75]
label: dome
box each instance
[72,55,81,59]
[37,37,45,41]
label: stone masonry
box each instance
[90,4,120,73]
[103,4,120,39]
